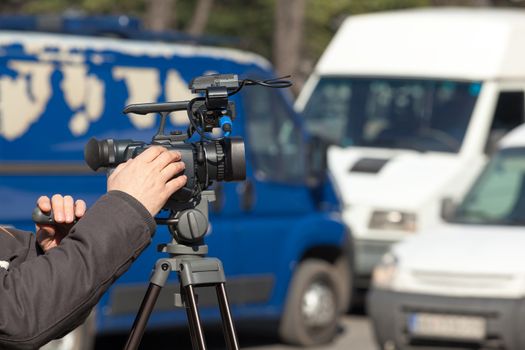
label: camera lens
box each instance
[204,137,245,182]
[84,138,138,171]
[224,137,246,181]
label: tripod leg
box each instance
[184,284,207,350]
[183,292,200,350]
[216,283,240,350]
[124,283,162,350]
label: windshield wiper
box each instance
[453,209,525,226]
[453,209,496,224]
[502,217,525,226]
[368,138,427,152]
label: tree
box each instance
[186,0,214,36]
[146,0,176,32]
[273,0,306,93]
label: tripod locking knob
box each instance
[174,209,209,243]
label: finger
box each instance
[75,200,87,218]
[160,161,186,182]
[51,194,65,223]
[165,175,188,195]
[109,161,127,179]
[36,228,52,242]
[137,146,166,163]
[36,226,58,252]
[153,150,182,170]
[36,196,51,213]
[63,195,75,223]
[107,162,128,189]
[35,223,56,237]
[169,150,182,162]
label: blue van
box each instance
[0,31,351,348]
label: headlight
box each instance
[371,253,398,289]
[369,210,417,232]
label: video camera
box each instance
[84,74,250,204]
[83,73,291,241]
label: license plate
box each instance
[408,313,486,341]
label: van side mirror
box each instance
[306,135,330,186]
[440,197,458,222]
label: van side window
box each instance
[491,91,524,132]
[242,86,304,182]
[486,91,524,153]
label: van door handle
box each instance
[238,180,255,211]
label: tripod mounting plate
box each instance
[150,256,226,288]
[159,243,208,255]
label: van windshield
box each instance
[454,147,525,225]
[302,77,481,153]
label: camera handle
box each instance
[123,191,239,350]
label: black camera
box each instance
[84,74,247,204]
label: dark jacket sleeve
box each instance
[0,190,156,349]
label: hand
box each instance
[36,195,87,252]
[107,146,188,216]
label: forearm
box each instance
[0,191,155,349]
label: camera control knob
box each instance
[176,209,208,243]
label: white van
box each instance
[368,124,525,350]
[296,8,525,287]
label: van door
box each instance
[211,83,315,304]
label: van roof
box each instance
[0,31,271,69]
[317,8,525,80]
[499,124,525,149]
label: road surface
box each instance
[96,315,379,350]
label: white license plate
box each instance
[408,313,486,341]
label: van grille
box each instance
[411,270,514,290]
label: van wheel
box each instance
[40,311,95,350]
[279,259,341,346]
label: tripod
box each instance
[124,191,239,350]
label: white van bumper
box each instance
[368,288,524,350]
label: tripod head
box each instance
[155,190,216,256]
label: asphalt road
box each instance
[241,315,379,350]
[95,315,379,350]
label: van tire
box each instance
[279,259,341,346]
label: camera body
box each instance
[84,74,246,204]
